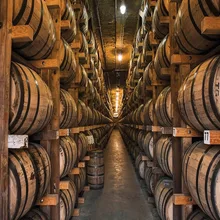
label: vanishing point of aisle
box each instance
[75,130,157,220]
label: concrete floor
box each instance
[74,130,158,220]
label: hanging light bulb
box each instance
[120,4,126,14]
[118,53,123,62]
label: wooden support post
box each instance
[12,25,33,43]
[201,17,220,35]
[173,194,196,206]
[37,194,59,206]
[204,130,220,145]
[59,181,71,190]
[0,0,12,218]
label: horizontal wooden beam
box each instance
[37,194,59,206]
[83,156,90,161]
[59,129,70,137]
[30,59,60,70]
[161,127,173,135]
[204,130,220,145]
[78,162,85,168]
[70,128,80,134]
[171,54,203,65]
[30,130,59,141]
[46,0,61,9]
[152,126,162,132]
[61,20,71,30]
[8,135,28,149]
[173,127,202,138]
[201,17,220,35]
[69,168,80,175]
[83,186,90,192]
[159,16,170,25]
[160,68,171,76]
[12,25,33,43]
[72,208,80,217]
[173,194,196,205]
[78,197,85,204]
[59,180,70,190]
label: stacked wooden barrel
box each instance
[87,150,105,189]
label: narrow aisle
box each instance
[76,129,155,220]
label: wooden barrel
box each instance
[60,136,77,178]
[143,62,153,86]
[135,154,146,179]
[60,38,77,86]
[154,35,170,80]
[87,106,93,125]
[142,3,152,32]
[187,209,211,220]
[13,0,56,60]
[77,31,89,55]
[87,29,96,54]
[78,100,89,126]
[183,141,220,220]
[75,168,86,193]
[135,27,145,53]
[152,0,169,39]
[87,150,104,189]
[28,143,51,200]
[143,99,154,125]
[84,130,95,151]
[174,0,220,55]
[178,56,220,132]
[21,208,49,220]
[137,130,146,150]
[135,104,144,125]
[155,86,172,127]
[10,62,53,135]
[79,5,89,34]
[9,146,51,219]
[78,133,88,161]
[60,178,77,220]
[155,178,173,220]
[78,65,89,87]
[60,89,77,129]
[143,132,154,160]
[156,136,172,177]
[61,0,77,43]
[144,167,154,196]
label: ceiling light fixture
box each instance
[120,4,126,14]
[118,53,123,62]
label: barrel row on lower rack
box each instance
[119,125,218,220]
[9,124,113,220]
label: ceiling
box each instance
[88,0,142,88]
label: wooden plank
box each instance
[159,16,170,25]
[171,54,203,65]
[201,17,220,35]
[46,0,61,9]
[37,194,59,206]
[173,127,202,138]
[173,194,196,205]
[161,127,173,135]
[59,129,70,137]
[83,156,90,161]
[142,155,149,161]
[31,130,59,141]
[78,162,85,168]
[204,130,220,145]
[83,186,90,192]
[61,20,71,30]
[78,197,85,204]
[160,68,170,77]
[152,126,162,132]
[69,168,80,175]
[30,59,60,70]
[146,86,153,91]
[8,135,28,149]
[72,208,80,217]
[12,25,33,43]
[70,41,81,50]
[59,181,70,190]
[0,0,12,218]
[70,127,80,134]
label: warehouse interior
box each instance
[0,0,220,220]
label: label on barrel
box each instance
[87,135,94,144]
